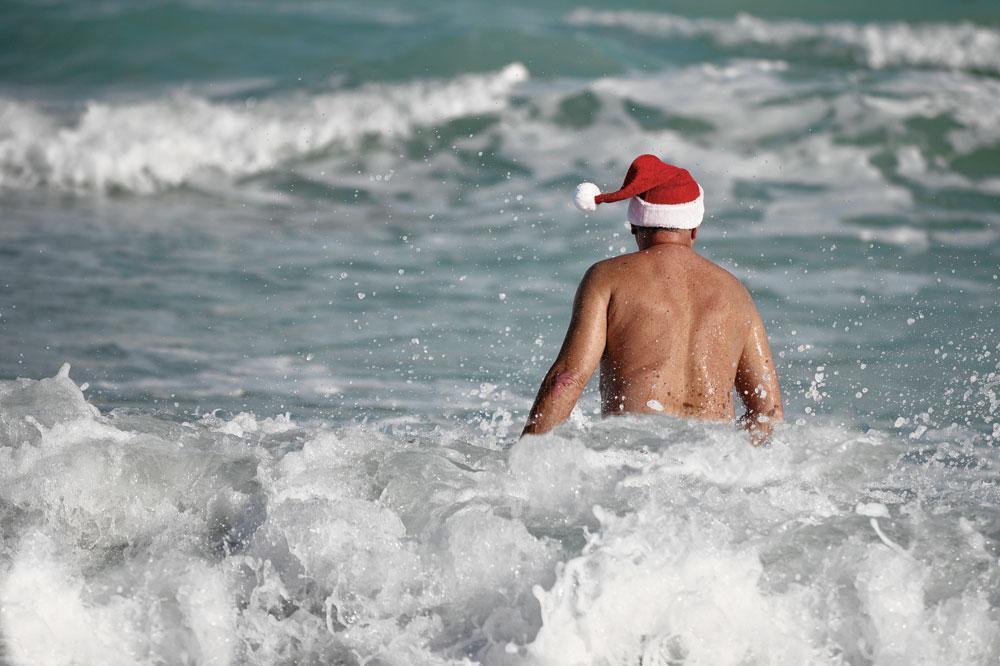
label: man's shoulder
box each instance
[704,260,755,309]
[589,250,659,274]
[587,253,624,271]
[670,252,755,306]
[700,256,750,292]
[580,254,630,281]
[581,251,754,304]
[578,254,644,292]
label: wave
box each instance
[1,367,997,664]
[478,58,1000,245]
[567,9,1000,75]
[0,63,528,194]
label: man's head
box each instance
[574,154,705,232]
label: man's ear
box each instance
[691,227,698,242]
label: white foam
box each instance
[856,225,931,248]
[492,60,910,238]
[0,63,528,193]
[856,501,891,518]
[1,370,997,664]
[528,511,828,665]
[568,9,1000,74]
[460,54,1000,248]
[0,532,149,665]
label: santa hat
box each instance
[574,154,704,229]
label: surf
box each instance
[1,367,996,664]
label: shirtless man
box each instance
[522,155,782,444]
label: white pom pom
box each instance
[574,182,601,212]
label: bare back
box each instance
[522,239,783,443]
[599,245,751,419]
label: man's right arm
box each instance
[521,264,609,437]
[734,301,783,446]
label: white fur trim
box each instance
[626,186,704,229]
[574,182,601,211]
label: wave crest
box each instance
[568,9,1000,75]
[0,63,528,194]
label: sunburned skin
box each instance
[552,371,577,393]
[522,228,783,445]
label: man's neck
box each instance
[635,230,694,251]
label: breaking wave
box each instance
[1,367,997,664]
[0,63,528,194]
[568,9,1000,75]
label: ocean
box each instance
[0,0,998,663]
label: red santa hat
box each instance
[573,154,704,229]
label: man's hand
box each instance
[734,304,783,447]
[739,411,777,447]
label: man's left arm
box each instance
[522,264,609,436]
[734,301,784,446]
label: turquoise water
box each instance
[1,1,998,664]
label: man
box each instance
[522,154,782,445]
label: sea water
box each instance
[1,1,998,664]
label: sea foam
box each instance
[568,9,1000,75]
[0,63,528,194]
[0,368,997,664]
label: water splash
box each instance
[1,368,997,664]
